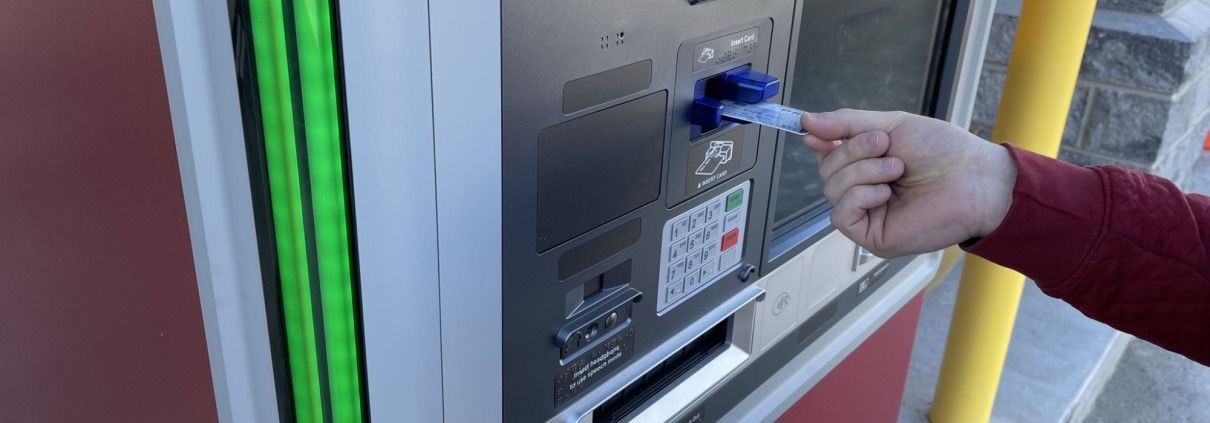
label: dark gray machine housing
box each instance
[499,0,967,421]
[502,1,792,421]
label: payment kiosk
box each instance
[144,0,999,421]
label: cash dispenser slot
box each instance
[550,285,763,423]
[593,320,728,422]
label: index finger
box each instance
[817,130,891,181]
[800,132,842,161]
[801,109,911,142]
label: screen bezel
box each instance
[761,0,971,274]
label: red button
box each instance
[720,228,739,251]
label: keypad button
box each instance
[672,218,690,240]
[706,201,723,223]
[687,229,705,252]
[670,238,688,262]
[690,209,707,231]
[685,271,700,288]
[667,278,686,299]
[721,227,740,251]
[669,259,686,281]
[724,211,741,230]
[702,241,718,262]
[726,189,744,212]
[700,259,718,281]
[719,247,740,270]
[704,221,721,242]
[685,250,700,271]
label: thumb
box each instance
[801,109,908,142]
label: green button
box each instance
[726,189,744,212]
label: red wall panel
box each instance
[0,1,218,421]
[777,293,925,423]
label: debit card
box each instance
[719,99,807,135]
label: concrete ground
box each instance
[897,259,1122,423]
[899,150,1210,422]
[1085,339,1210,423]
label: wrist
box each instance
[978,143,1017,237]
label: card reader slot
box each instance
[690,66,750,140]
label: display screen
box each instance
[773,0,949,230]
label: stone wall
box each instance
[972,0,1210,189]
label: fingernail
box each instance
[864,132,880,148]
[882,157,896,171]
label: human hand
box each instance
[799,109,1017,258]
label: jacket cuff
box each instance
[962,144,1107,289]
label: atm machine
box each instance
[151,0,997,421]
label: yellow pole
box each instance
[930,1,1097,422]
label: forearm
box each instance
[966,144,1210,365]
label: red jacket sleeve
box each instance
[965,144,1210,366]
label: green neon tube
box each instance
[247,0,364,421]
[248,0,326,422]
[293,0,363,421]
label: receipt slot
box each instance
[144,0,999,422]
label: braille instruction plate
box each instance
[657,181,750,314]
[555,327,635,407]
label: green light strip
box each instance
[247,0,362,422]
[248,1,325,422]
[293,0,362,421]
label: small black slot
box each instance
[557,218,642,281]
[593,320,729,423]
[566,261,634,319]
[797,300,840,345]
[583,275,604,300]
